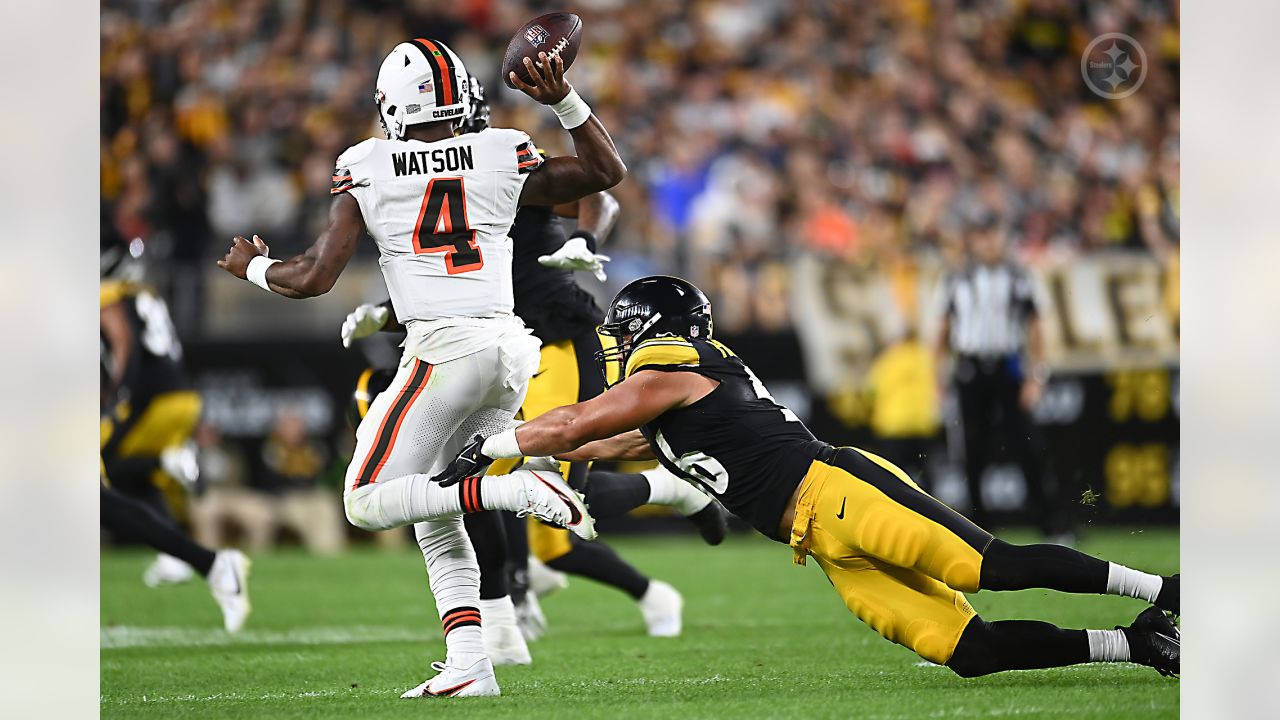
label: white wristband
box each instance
[550,88,592,130]
[246,255,281,292]
[481,428,523,459]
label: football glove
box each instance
[340,304,390,348]
[538,234,610,282]
[430,435,494,488]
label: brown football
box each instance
[502,12,583,89]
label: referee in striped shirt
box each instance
[936,217,1059,537]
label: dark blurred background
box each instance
[100,0,1179,545]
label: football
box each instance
[502,12,583,89]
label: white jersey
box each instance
[333,128,544,324]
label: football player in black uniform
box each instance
[433,275,1181,679]
[100,227,205,586]
[340,76,725,658]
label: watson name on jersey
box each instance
[332,129,542,323]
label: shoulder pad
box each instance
[625,338,701,378]
[482,128,543,174]
[335,138,378,168]
[333,139,377,194]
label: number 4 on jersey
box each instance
[413,177,483,274]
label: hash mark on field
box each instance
[100,625,432,649]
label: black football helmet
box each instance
[347,366,397,428]
[458,74,490,135]
[595,275,713,386]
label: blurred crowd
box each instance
[101,0,1180,335]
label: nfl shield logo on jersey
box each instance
[525,25,549,46]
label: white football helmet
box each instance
[375,38,470,140]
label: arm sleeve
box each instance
[516,138,544,175]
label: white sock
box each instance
[641,466,711,516]
[415,519,485,663]
[478,596,519,628]
[478,473,533,513]
[1106,563,1163,604]
[1086,629,1131,662]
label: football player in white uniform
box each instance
[217,39,626,698]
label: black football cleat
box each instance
[1121,607,1180,677]
[686,500,729,546]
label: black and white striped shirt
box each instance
[943,262,1038,356]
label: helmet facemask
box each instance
[595,312,663,388]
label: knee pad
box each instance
[343,491,383,532]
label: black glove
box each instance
[430,435,494,488]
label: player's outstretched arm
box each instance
[557,429,655,463]
[430,370,715,486]
[217,193,365,299]
[513,53,626,207]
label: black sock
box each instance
[101,485,216,576]
[546,539,650,600]
[463,511,509,600]
[979,538,1108,593]
[947,617,1090,677]
[583,471,652,518]
[501,512,530,602]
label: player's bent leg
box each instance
[946,608,1179,678]
[585,467,728,545]
[809,548,976,666]
[344,463,595,538]
[801,447,991,593]
[979,539,1179,615]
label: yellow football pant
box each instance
[106,390,203,513]
[789,447,994,665]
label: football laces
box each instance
[537,36,571,67]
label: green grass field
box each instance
[101,528,1178,719]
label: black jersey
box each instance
[510,205,604,342]
[100,281,189,403]
[625,337,827,539]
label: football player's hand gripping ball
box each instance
[538,235,610,281]
[430,435,494,488]
[340,304,390,348]
[508,52,571,105]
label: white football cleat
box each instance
[143,553,196,587]
[400,657,501,699]
[207,550,251,632]
[639,580,683,637]
[527,556,569,598]
[514,592,548,642]
[479,596,532,665]
[484,620,532,665]
[513,459,596,541]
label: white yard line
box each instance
[100,625,432,649]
